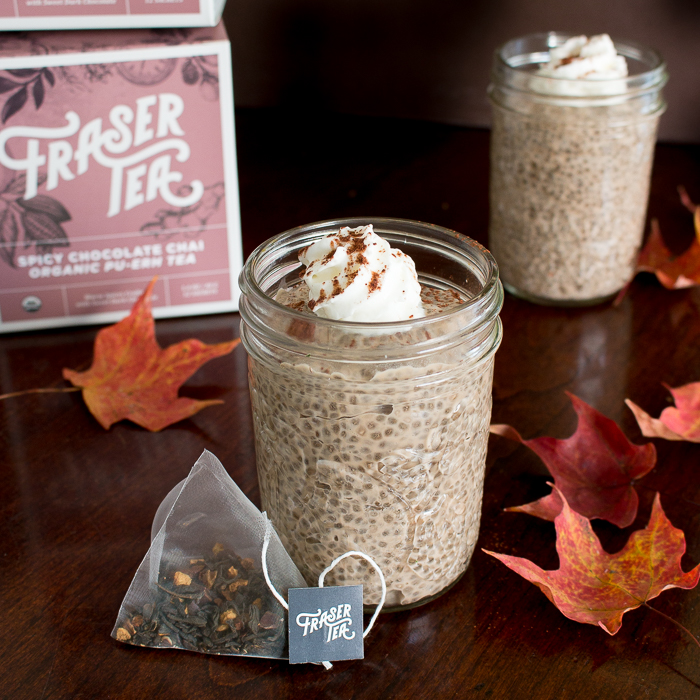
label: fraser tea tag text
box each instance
[288,585,364,664]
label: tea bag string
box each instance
[318,551,386,638]
[261,521,387,640]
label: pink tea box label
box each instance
[0,24,242,334]
[0,0,225,30]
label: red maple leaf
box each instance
[490,393,657,527]
[626,382,700,443]
[63,278,239,431]
[616,186,700,302]
[484,489,700,634]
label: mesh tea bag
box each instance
[112,450,306,659]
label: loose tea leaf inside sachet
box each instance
[112,450,307,659]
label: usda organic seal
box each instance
[22,296,42,313]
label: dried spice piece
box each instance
[220,610,237,624]
[173,572,192,586]
[626,382,700,443]
[259,611,278,630]
[62,277,239,431]
[484,490,700,634]
[200,568,218,589]
[115,546,285,657]
[490,393,656,527]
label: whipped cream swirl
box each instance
[538,34,628,80]
[298,225,426,322]
[534,34,628,96]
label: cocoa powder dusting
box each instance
[309,287,327,311]
[343,269,359,289]
[307,230,373,305]
[307,288,326,311]
[334,229,367,251]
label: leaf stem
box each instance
[644,602,700,650]
[0,386,80,401]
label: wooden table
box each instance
[3,109,700,699]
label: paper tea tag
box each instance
[288,585,364,664]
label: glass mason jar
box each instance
[239,218,503,610]
[488,33,668,306]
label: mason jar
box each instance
[488,33,668,306]
[238,218,503,609]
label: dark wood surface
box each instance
[3,109,700,700]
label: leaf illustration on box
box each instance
[0,68,55,123]
[140,182,224,237]
[0,202,22,267]
[181,56,219,102]
[57,63,112,93]
[0,174,70,267]
[85,64,112,83]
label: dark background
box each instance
[223,0,700,143]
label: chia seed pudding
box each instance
[239,220,503,608]
[488,33,668,305]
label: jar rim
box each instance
[238,217,504,364]
[493,32,668,100]
[240,216,501,332]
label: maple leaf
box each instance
[490,393,657,527]
[62,278,239,431]
[626,382,700,443]
[617,187,700,302]
[484,489,700,634]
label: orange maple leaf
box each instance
[626,381,700,443]
[484,489,700,635]
[63,278,240,431]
